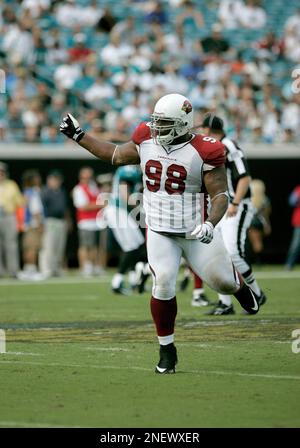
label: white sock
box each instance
[112,273,124,289]
[193,288,204,299]
[158,334,174,345]
[24,264,37,273]
[218,294,232,306]
[128,270,137,287]
[83,261,93,274]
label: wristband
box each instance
[232,202,239,206]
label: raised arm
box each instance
[60,113,140,166]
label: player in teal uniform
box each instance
[104,165,146,294]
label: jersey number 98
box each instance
[145,160,187,195]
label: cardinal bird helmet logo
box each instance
[181,100,193,114]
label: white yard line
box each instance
[0,359,299,381]
[188,369,300,381]
[3,352,43,356]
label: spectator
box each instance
[111,17,136,42]
[55,0,81,28]
[175,1,205,34]
[40,124,64,143]
[281,99,300,136]
[0,162,24,277]
[0,0,300,144]
[7,101,24,142]
[100,34,134,67]
[54,57,82,91]
[254,32,284,60]
[69,33,93,63]
[238,0,267,29]
[145,1,168,25]
[243,56,271,88]
[219,0,243,30]
[72,167,105,277]
[283,27,300,62]
[285,185,300,270]
[96,7,117,34]
[39,171,69,277]
[46,40,68,66]
[200,23,230,54]
[84,73,116,109]
[2,20,34,65]
[285,7,300,38]
[48,94,67,125]
[18,170,44,281]
[80,0,103,27]
[21,0,51,19]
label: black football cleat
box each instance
[234,284,260,314]
[137,271,150,294]
[155,343,178,374]
[242,290,267,314]
[258,291,267,306]
[206,301,235,315]
[112,284,131,295]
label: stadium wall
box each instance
[1,143,299,265]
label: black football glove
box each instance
[59,113,85,142]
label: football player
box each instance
[104,165,146,294]
[60,93,260,374]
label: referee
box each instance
[200,114,266,315]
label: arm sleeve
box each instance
[131,122,151,150]
[202,141,226,171]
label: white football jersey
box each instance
[132,122,226,234]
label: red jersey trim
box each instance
[131,122,151,145]
[190,135,226,167]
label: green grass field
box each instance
[0,267,300,428]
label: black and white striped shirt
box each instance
[221,136,251,200]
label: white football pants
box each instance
[218,199,254,274]
[146,227,240,300]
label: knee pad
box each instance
[152,270,176,300]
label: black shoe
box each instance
[258,291,267,306]
[191,292,210,307]
[137,271,150,294]
[155,343,178,374]
[206,301,235,315]
[112,284,131,295]
[242,290,267,314]
[234,284,260,314]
